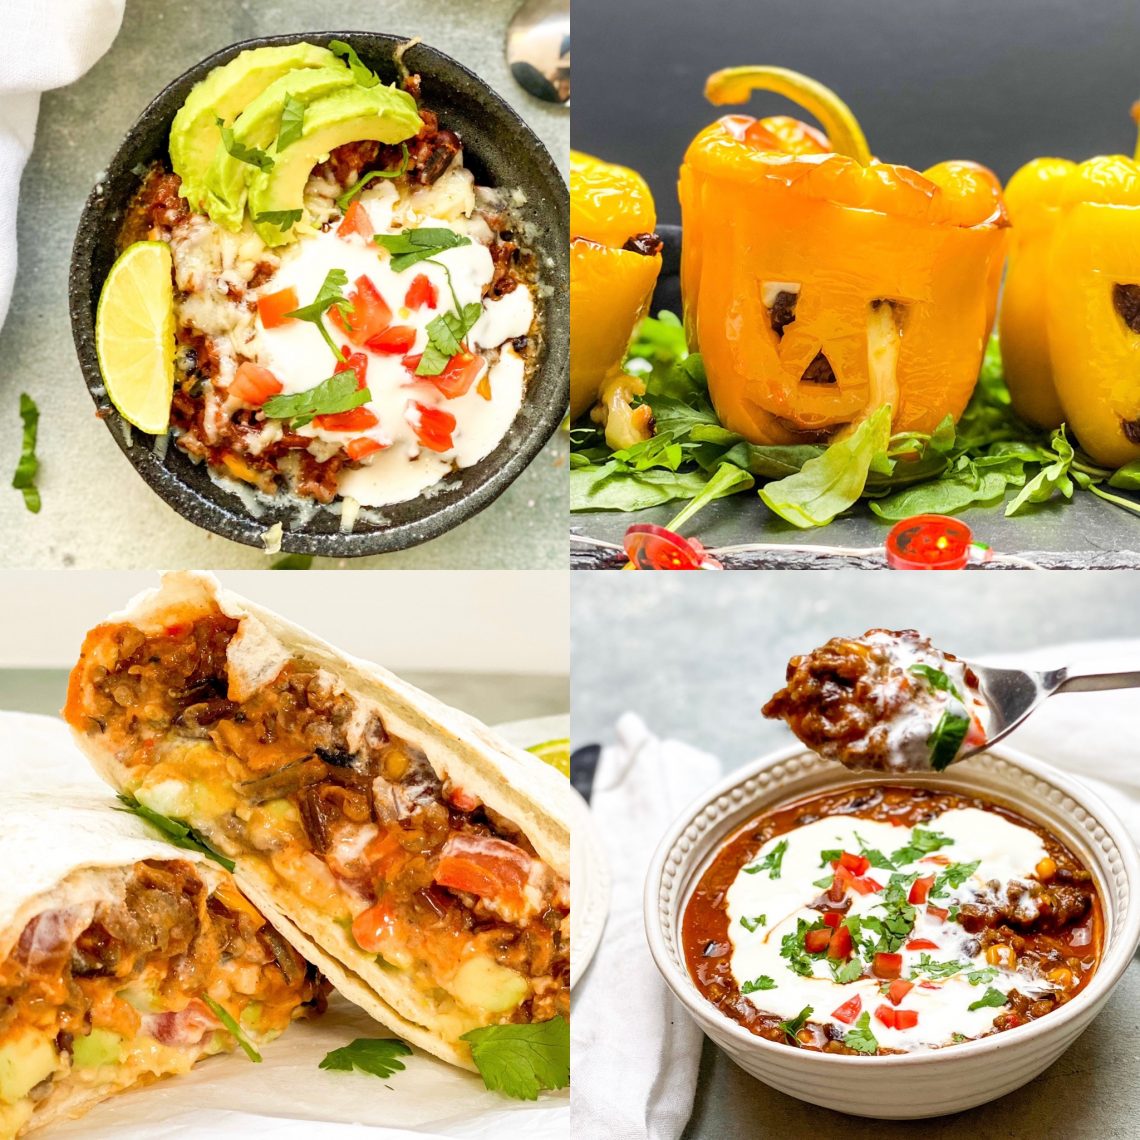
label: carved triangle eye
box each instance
[800,351,836,384]
[1113,283,1140,333]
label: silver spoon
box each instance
[506,0,570,105]
[956,661,1140,763]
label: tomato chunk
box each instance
[909,876,934,905]
[926,904,949,923]
[804,928,831,954]
[367,325,418,354]
[257,287,299,329]
[434,833,533,909]
[831,995,862,1025]
[828,925,852,960]
[838,851,870,876]
[404,273,438,309]
[345,437,384,461]
[334,349,369,390]
[337,199,373,240]
[835,865,881,896]
[351,900,396,954]
[887,979,914,1006]
[894,1009,919,1029]
[872,952,902,980]
[412,403,456,452]
[821,911,841,929]
[874,1005,897,1030]
[905,938,939,951]
[329,275,392,344]
[229,362,283,406]
[314,406,379,432]
[401,352,423,375]
[429,351,486,399]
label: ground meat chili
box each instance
[73,614,569,1028]
[682,785,1101,1056]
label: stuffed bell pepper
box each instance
[679,67,1008,446]
[1001,106,1140,467]
[570,151,663,448]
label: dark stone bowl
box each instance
[70,32,568,557]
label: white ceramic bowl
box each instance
[644,743,1140,1119]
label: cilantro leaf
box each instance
[461,1016,569,1100]
[329,39,380,87]
[831,957,863,984]
[966,967,1000,986]
[739,914,766,933]
[908,953,971,981]
[276,94,305,151]
[319,1037,412,1079]
[889,828,953,868]
[909,664,963,700]
[336,144,411,210]
[779,1005,813,1043]
[930,860,980,900]
[216,117,273,171]
[115,793,234,871]
[374,227,472,272]
[928,707,971,771]
[12,393,40,513]
[284,269,355,361]
[779,919,817,978]
[744,839,788,880]
[262,371,370,430]
[812,875,835,889]
[843,1011,879,1055]
[741,976,776,994]
[415,303,484,376]
[819,848,842,868]
[201,995,261,1061]
[853,832,896,871]
[968,987,1008,1012]
[253,208,303,232]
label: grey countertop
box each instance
[0,0,567,569]
[571,571,1140,1138]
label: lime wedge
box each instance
[95,241,176,434]
[527,738,570,778]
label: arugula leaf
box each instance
[276,94,305,150]
[262,371,370,430]
[843,1011,879,1055]
[336,144,411,210]
[909,664,962,700]
[930,860,980,900]
[758,406,892,527]
[739,914,766,933]
[329,39,379,87]
[461,1016,569,1100]
[270,554,314,569]
[744,839,788,880]
[253,208,303,232]
[967,987,1008,1012]
[778,1005,813,1043]
[374,227,472,272]
[1005,427,1074,516]
[889,828,953,868]
[115,793,234,871]
[415,303,483,376]
[12,393,40,513]
[202,995,261,1061]
[741,976,776,994]
[927,707,971,771]
[319,1037,412,1079]
[216,117,273,171]
[627,309,688,365]
[284,269,355,361]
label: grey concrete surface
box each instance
[0,0,567,569]
[571,572,1140,1139]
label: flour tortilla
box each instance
[0,726,235,1136]
[70,572,573,1069]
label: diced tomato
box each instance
[330,275,392,344]
[434,833,533,910]
[965,716,987,749]
[874,1005,897,1030]
[826,874,846,904]
[831,995,862,1025]
[351,900,396,953]
[827,925,852,960]
[429,351,486,399]
[447,787,480,813]
[894,1009,919,1029]
[918,981,938,990]
[411,403,456,452]
[229,362,283,406]
[921,855,952,866]
[367,325,417,354]
[887,979,914,1006]
[926,904,949,923]
[402,353,423,375]
[906,938,939,951]
[909,876,934,905]
[337,199,373,240]
[838,851,870,876]
[821,911,841,929]
[146,998,217,1046]
[334,349,369,390]
[257,287,299,329]
[805,928,831,954]
[404,273,437,309]
[835,865,881,895]
[314,406,379,432]
[345,437,384,461]
[872,952,903,980]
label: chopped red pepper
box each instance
[827,925,853,960]
[337,199,373,240]
[921,855,952,866]
[835,865,881,895]
[804,928,831,954]
[887,979,914,1006]
[872,952,903,980]
[905,938,939,951]
[918,980,938,990]
[330,275,392,344]
[404,273,438,309]
[345,437,384,461]
[429,351,486,399]
[314,406,379,432]
[831,995,862,1025]
[367,325,418,354]
[229,362,283,406]
[257,287,299,329]
[411,403,456,452]
[821,911,841,929]
[909,876,935,904]
[926,904,949,923]
[838,851,870,876]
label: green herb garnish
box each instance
[889,827,953,868]
[739,914,766,933]
[909,664,963,699]
[930,860,980,900]
[415,303,484,376]
[928,707,971,771]
[329,39,379,87]
[319,1037,412,1079]
[741,976,776,994]
[253,208,303,232]
[778,1005,813,1043]
[779,919,817,978]
[854,832,896,871]
[843,1011,879,1055]
[374,227,472,272]
[116,793,234,871]
[460,1016,569,1100]
[12,393,40,513]
[336,144,411,210]
[284,269,355,361]
[262,371,370,430]
[744,839,788,880]
[276,94,305,150]
[831,957,863,985]
[907,954,971,981]
[819,848,842,868]
[967,987,1008,1012]
[216,117,273,171]
[966,967,1000,986]
[202,996,261,1062]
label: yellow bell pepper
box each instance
[569,151,662,445]
[1002,109,1140,467]
[679,67,1008,446]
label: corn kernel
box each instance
[1035,857,1057,882]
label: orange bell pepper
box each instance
[679,67,1008,446]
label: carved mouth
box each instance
[800,351,837,385]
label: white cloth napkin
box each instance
[0,0,125,328]
[571,713,720,1140]
[574,642,1140,1140]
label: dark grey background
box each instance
[573,0,1140,225]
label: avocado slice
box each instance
[203,65,356,231]
[170,43,340,211]
[0,1029,57,1105]
[247,85,422,247]
[71,1028,123,1069]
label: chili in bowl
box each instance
[644,743,1140,1118]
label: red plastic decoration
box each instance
[623,524,723,570]
[885,514,979,570]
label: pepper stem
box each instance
[1131,101,1140,162]
[705,66,872,166]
